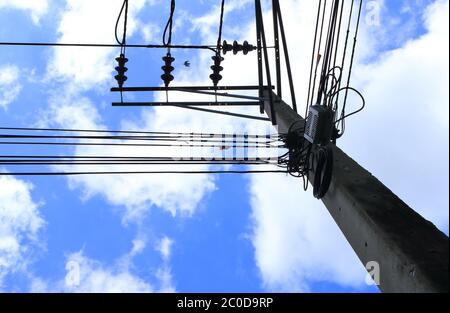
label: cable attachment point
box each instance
[161,53,175,87]
[210,55,224,87]
[222,40,256,55]
[114,53,128,88]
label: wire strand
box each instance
[0,126,279,139]
[0,170,288,176]
[163,0,176,48]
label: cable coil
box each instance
[312,146,333,199]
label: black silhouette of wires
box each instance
[216,0,226,52]
[163,0,176,49]
[114,0,130,103]
[334,0,364,139]
[332,86,366,128]
[0,126,289,176]
[305,0,365,142]
[278,121,313,190]
[1,170,287,176]
[312,145,333,199]
[115,0,129,55]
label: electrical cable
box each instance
[331,0,345,82]
[114,0,129,102]
[337,0,363,138]
[163,0,176,48]
[0,156,280,161]
[312,145,333,199]
[0,41,219,52]
[216,0,226,52]
[0,141,282,149]
[306,0,322,118]
[0,134,280,145]
[0,126,279,139]
[0,170,288,176]
[317,0,340,106]
[115,0,129,51]
[310,0,327,108]
[334,0,355,114]
[332,86,366,124]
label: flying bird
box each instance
[184,60,191,67]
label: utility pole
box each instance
[264,91,449,293]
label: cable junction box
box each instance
[304,105,334,145]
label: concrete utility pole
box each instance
[264,92,449,293]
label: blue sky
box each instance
[0,0,448,293]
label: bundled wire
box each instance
[216,0,226,52]
[312,145,333,199]
[316,0,341,107]
[163,0,176,49]
[308,0,328,111]
[115,0,129,55]
[305,0,365,143]
[114,0,130,103]
[0,129,284,149]
[0,126,290,176]
[209,0,226,93]
[334,0,364,139]
[278,122,313,190]
[0,126,280,139]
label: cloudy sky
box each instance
[0,0,448,292]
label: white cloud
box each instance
[248,0,449,291]
[41,0,274,224]
[42,95,104,130]
[37,0,448,292]
[41,94,219,222]
[46,0,150,91]
[130,237,146,257]
[0,174,44,288]
[62,251,153,293]
[155,236,173,261]
[32,235,176,293]
[0,65,22,109]
[155,236,175,292]
[342,0,449,230]
[155,265,175,293]
[178,4,369,291]
[249,174,369,292]
[57,236,176,292]
[0,0,49,24]
[138,22,161,43]
[42,1,223,222]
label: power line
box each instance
[162,0,176,47]
[0,134,281,145]
[216,0,226,52]
[115,0,129,53]
[306,0,323,117]
[337,0,363,136]
[0,161,277,166]
[0,126,279,138]
[0,156,280,160]
[0,41,218,50]
[1,170,288,176]
[0,141,282,149]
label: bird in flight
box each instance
[184,60,191,67]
